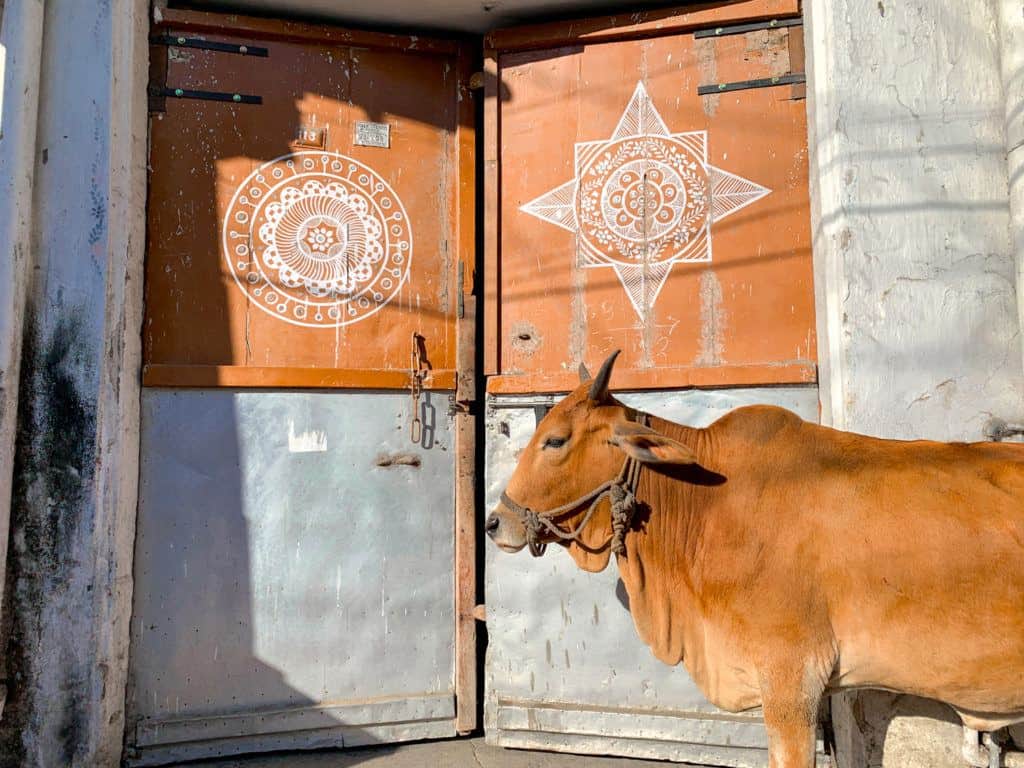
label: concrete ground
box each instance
[172,737,687,768]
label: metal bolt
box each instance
[239,45,248,54]
[174,88,184,97]
[177,36,186,44]
[714,27,723,35]
[718,83,727,91]
[769,19,778,26]
[232,94,242,102]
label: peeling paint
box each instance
[509,321,543,358]
[695,270,726,366]
[695,38,719,118]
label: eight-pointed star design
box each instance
[520,81,772,319]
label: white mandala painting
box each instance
[222,151,412,328]
[520,82,771,319]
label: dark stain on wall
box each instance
[0,307,96,766]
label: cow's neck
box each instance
[616,415,712,668]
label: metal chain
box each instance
[409,333,428,444]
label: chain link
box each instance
[410,333,428,443]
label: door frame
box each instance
[127,4,480,754]
[24,0,825,764]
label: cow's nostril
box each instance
[485,515,500,536]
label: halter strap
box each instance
[500,413,648,557]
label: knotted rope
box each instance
[500,414,647,558]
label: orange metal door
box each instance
[485,0,815,393]
[144,11,473,390]
[482,3,817,764]
[129,10,476,764]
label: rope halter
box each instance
[499,414,647,558]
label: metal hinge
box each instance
[694,16,805,96]
[150,87,261,105]
[693,17,802,39]
[150,35,268,57]
[698,72,806,96]
[148,34,266,113]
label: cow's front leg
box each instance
[762,706,817,768]
[759,669,824,768]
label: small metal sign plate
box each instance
[354,121,390,148]
[295,125,327,149]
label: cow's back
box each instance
[699,405,1024,717]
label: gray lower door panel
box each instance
[484,387,820,767]
[126,389,456,766]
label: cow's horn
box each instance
[578,362,592,382]
[589,350,620,401]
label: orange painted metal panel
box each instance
[487,11,815,393]
[142,365,457,390]
[145,19,468,388]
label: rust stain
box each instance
[168,46,194,64]
[510,320,543,357]
[744,29,790,77]
[374,452,422,467]
[695,38,719,117]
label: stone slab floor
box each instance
[172,737,693,768]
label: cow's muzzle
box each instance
[485,507,528,553]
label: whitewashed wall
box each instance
[805,0,1024,765]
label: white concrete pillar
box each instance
[0,0,45,694]
[805,0,1024,765]
[999,0,1024,371]
[0,0,147,765]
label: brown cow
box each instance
[486,351,1024,768]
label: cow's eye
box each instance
[543,436,568,449]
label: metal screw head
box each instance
[177,36,186,44]
[174,88,184,97]
[714,27,723,34]
[239,45,248,54]
[232,94,242,102]
[718,83,727,91]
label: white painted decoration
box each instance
[222,150,412,328]
[521,82,770,319]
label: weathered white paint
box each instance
[0,0,147,765]
[806,0,1024,765]
[1000,0,1024,372]
[88,0,148,763]
[0,1,45,708]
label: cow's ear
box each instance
[611,422,698,465]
